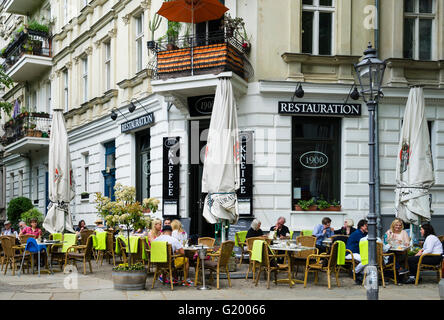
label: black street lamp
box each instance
[353,42,386,300]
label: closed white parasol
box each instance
[43,109,76,234]
[395,87,434,234]
[201,78,240,242]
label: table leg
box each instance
[197,249,210,290]
[38,251,40,277]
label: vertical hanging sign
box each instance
[163,137,180,217]
[237,131,253,216]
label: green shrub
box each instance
[21,207,44,228]
[27,21,49,34]
[7,197,34,229]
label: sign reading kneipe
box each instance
[163,137,180,217]
[278,102,361,116]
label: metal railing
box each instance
[1,112,51,146]
[1,30,52,73]
[147,30,253,80]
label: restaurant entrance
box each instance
[188,119,214,237]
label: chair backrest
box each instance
[246,237,264,252]
[331,235,349,244]
[235,231,247,247]
[438,235,444,243]
[218,240,235,267]
[84,235,94,258]
[62,233,78,253]
[80,230,95,245]
[376,242,384,266]
[20,234,36,244]
[25,237,40,253]
[295,235,317,258]
[50,233,63,241]
[198,237,215,248]
[301,230,313,236]
[106,231,115,252]
[328,241,340,269]
[150,241,171,265]
[0,236,14,257]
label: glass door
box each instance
[136,130,151,202]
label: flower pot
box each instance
[294,205,318,211]
[112,269,147,290]
[323,205,341,211]
[227,256,237,272]
[34,130,42,137]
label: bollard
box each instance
[439,279,444,300]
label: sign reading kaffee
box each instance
[278,102,361,116]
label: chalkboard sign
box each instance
[237,131,253,216]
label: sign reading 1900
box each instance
[278,102,361,117]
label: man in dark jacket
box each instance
[346,219,368,284]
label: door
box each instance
[189,119,214,237]
[102,141,116,201]
[136,130,151,202]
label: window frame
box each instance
[63,69,69,112]
[83,152,90,193]
[82,56,88,103]
[135,13,144,73]
[403,0,436,60]
[104,41,111,91]
[301,0,336,56]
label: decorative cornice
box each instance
[281,53,361,65]
[84,46,93,55]
[108,28,117,38]
[140,0,151,10]
[94,39,102,48]
[122,14,131,25]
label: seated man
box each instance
[154,225,192,286]
[313,217,335,254]
[345,219,368,284]
[1,220,18,238]
[269,216,290,239]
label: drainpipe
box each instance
[374,0,382,239]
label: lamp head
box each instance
[295,84,304,98]
[110,110,117,121]
[128,102,136,113]
[350,86,360,100]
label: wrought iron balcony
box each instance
[1,29,52,82]
[1,112,51,153]
[148,30,253,81]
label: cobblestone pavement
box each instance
[0,261,441,300]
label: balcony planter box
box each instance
[112,269,147,290]
[294,205,318,211]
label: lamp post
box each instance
[354,42,386,301]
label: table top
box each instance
[183,245,212,251]
[269,244,315,252]
[388,245,410,252]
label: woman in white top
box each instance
[405,223,443,284]
[171,219,188,244]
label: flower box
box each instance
[322,205,341,211]
[294,204,318,211]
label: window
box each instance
[136,130,151,202]
[403,0,435,60]
[103,141,116,201]
[63,0,68,25]
[292,117,341,207]
[34,167,39,202]
[63,69,68,112]
[104,41,111,91]
[46,82,51,114]
[135,14,144,72]
[9,172,14,199]
[302,0,335,55]
[82,57,88,102]
[83,153,90,192]
[0,167,5,209]
[18,170,23,197]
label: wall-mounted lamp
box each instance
[291,82,304,101]
[129,98,150,114]
[344,84,361,104]
[110,107,128,121]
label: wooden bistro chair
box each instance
[362,242,397,287]
[198,240,235,290]
[19,234,36,245]
[245,236,264,281]
[49,233,78,271]
[303,241,341,289]
[64,235,94,275]
[79,230,95,246]
[116,237,128,264]
[104,231,116,266]
[235,231,248,267]
[413,252,443,286]
[198,237,215,249]
[151,242,185,291]
[255,242,291,289]
[1,236,30,275]
[292,235,318,278]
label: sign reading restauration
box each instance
[121,112,155,133]
[278,102,361,116]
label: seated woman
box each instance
[75,220,88,235]
[405,223,443,284]
[334,219,356,236]
[385,218,410,247]
[171,219,188,244]
[147,218,162,244]
[246,219,265,239]
[19,218,42,240]
[94,219,106,233]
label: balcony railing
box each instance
[148,31,253,81]
[1,112,51,147]
[1,30,51,73]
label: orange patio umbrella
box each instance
[157,0,228,24]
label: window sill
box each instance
[291,211,345,215]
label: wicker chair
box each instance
[96,232,116,266]
[245,236,264,281]
[361,242,397,287]
[151,243,186,291]
[199,240,235,290]
[116,237,128,264]
[79,230,95,246]
[1,236,30,275]
[235,231,248,267]
[254,242,291,289]
[413,253,443,286]
[19,234,36,244]
[64,235,94,275]
[198,237,215,248]
[292,235,318,278]
[303,241,341,289]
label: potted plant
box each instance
[294,198,317,211]
[327,199,341,211]
[316,198,331,211]
[80,192,89,199]
[166,21,181,50]
[95,183,158,290]
[147,14,162,50]
[240,24,251,54]
[223,14,244,38]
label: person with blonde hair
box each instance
[171,219,188,243]
[335,218,356,236]
[147,218,162,243]
[385,218,410,247]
